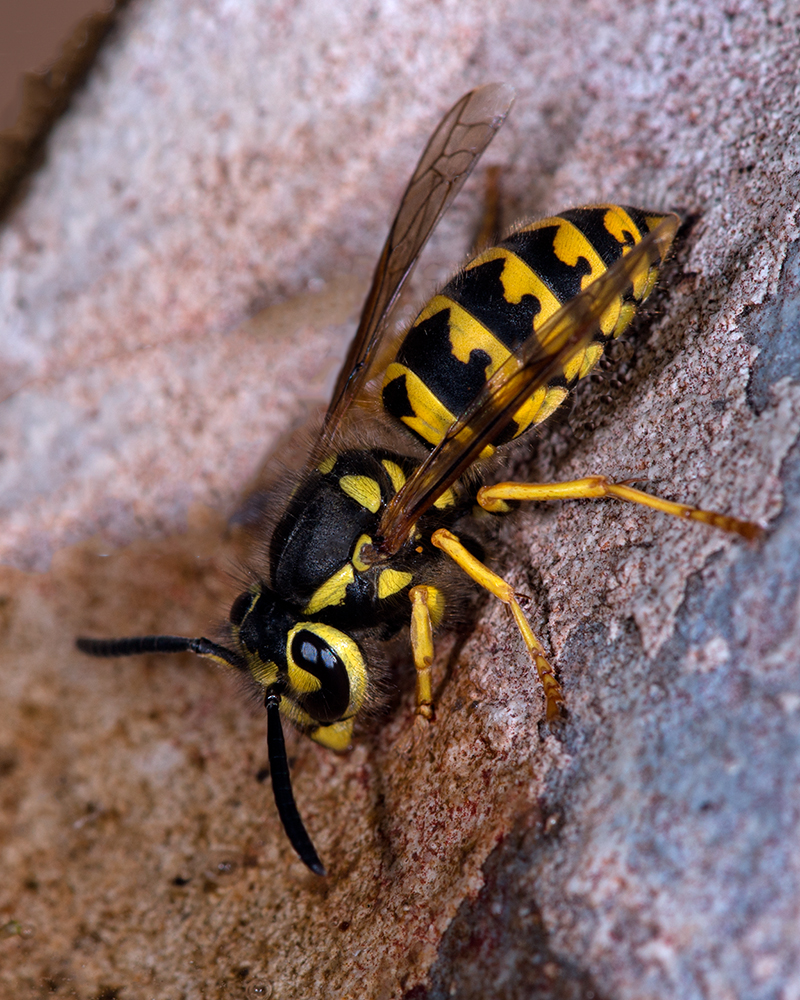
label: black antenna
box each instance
[76,634,244,669]
[264,689,326,876]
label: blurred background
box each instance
[0,0,108,129]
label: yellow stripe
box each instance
[381,459,406,493]
[578,341,604,379]
[534,386,568,424]
[597,204,642,244]
[433,487,457,509]
[446,301,510,373]
[590,206,662,305]
[351,534,372,572]
[564,341,604,383]
[508,386,548,437]
[317,454,336,474]
[521,217,623,335]
[339,475,382,513]
[378,569,413,599]
[303,564,354,614]
[383,362,456,447]
[465,247,564,331]
[414,295,511,378]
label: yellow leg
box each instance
[409,586,436,720]
[478,476,762,540]
[430,528,565,721]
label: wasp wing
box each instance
[376,214,680,554]
[319,83,516,449]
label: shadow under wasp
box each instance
[78,84,761,875]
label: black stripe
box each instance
[621,205,652,238]
[445,256,541,351]
[382,373,415,419]
[395,307,493,418]
[502,225,592,304]
[558,207,634,266]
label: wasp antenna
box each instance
[264,689,326,876]
[77,635,198,657]
[76,634,245,670]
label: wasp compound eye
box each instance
[288,628,350,725]
[229,590,253,626]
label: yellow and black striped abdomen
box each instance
[382,204,670,451]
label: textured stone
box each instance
[1,1,799,998]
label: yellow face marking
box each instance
[303,563,355,614]
[377,568,413,600]
[317,453,336,475]
[287,662,322,694]
[285,621,368,729]
[311,717,355,751]
[310,622,368,715]
[381,459,406,493]
[339,475,382,513]
[351,533,372,572]
[276,698,316,730]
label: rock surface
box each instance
[1,1,799,998]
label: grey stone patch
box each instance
[420,811,609,1000]
[744,239,800,416]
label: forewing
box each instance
[377,214,680,554]
[319,83,516,449]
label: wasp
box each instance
[78,84,760,875]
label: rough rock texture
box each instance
[1,1,799,998]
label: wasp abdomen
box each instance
[382,205,670,451]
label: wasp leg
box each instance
[409,585,436,720]
[477,476,762,540]
[430,528,565,721]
